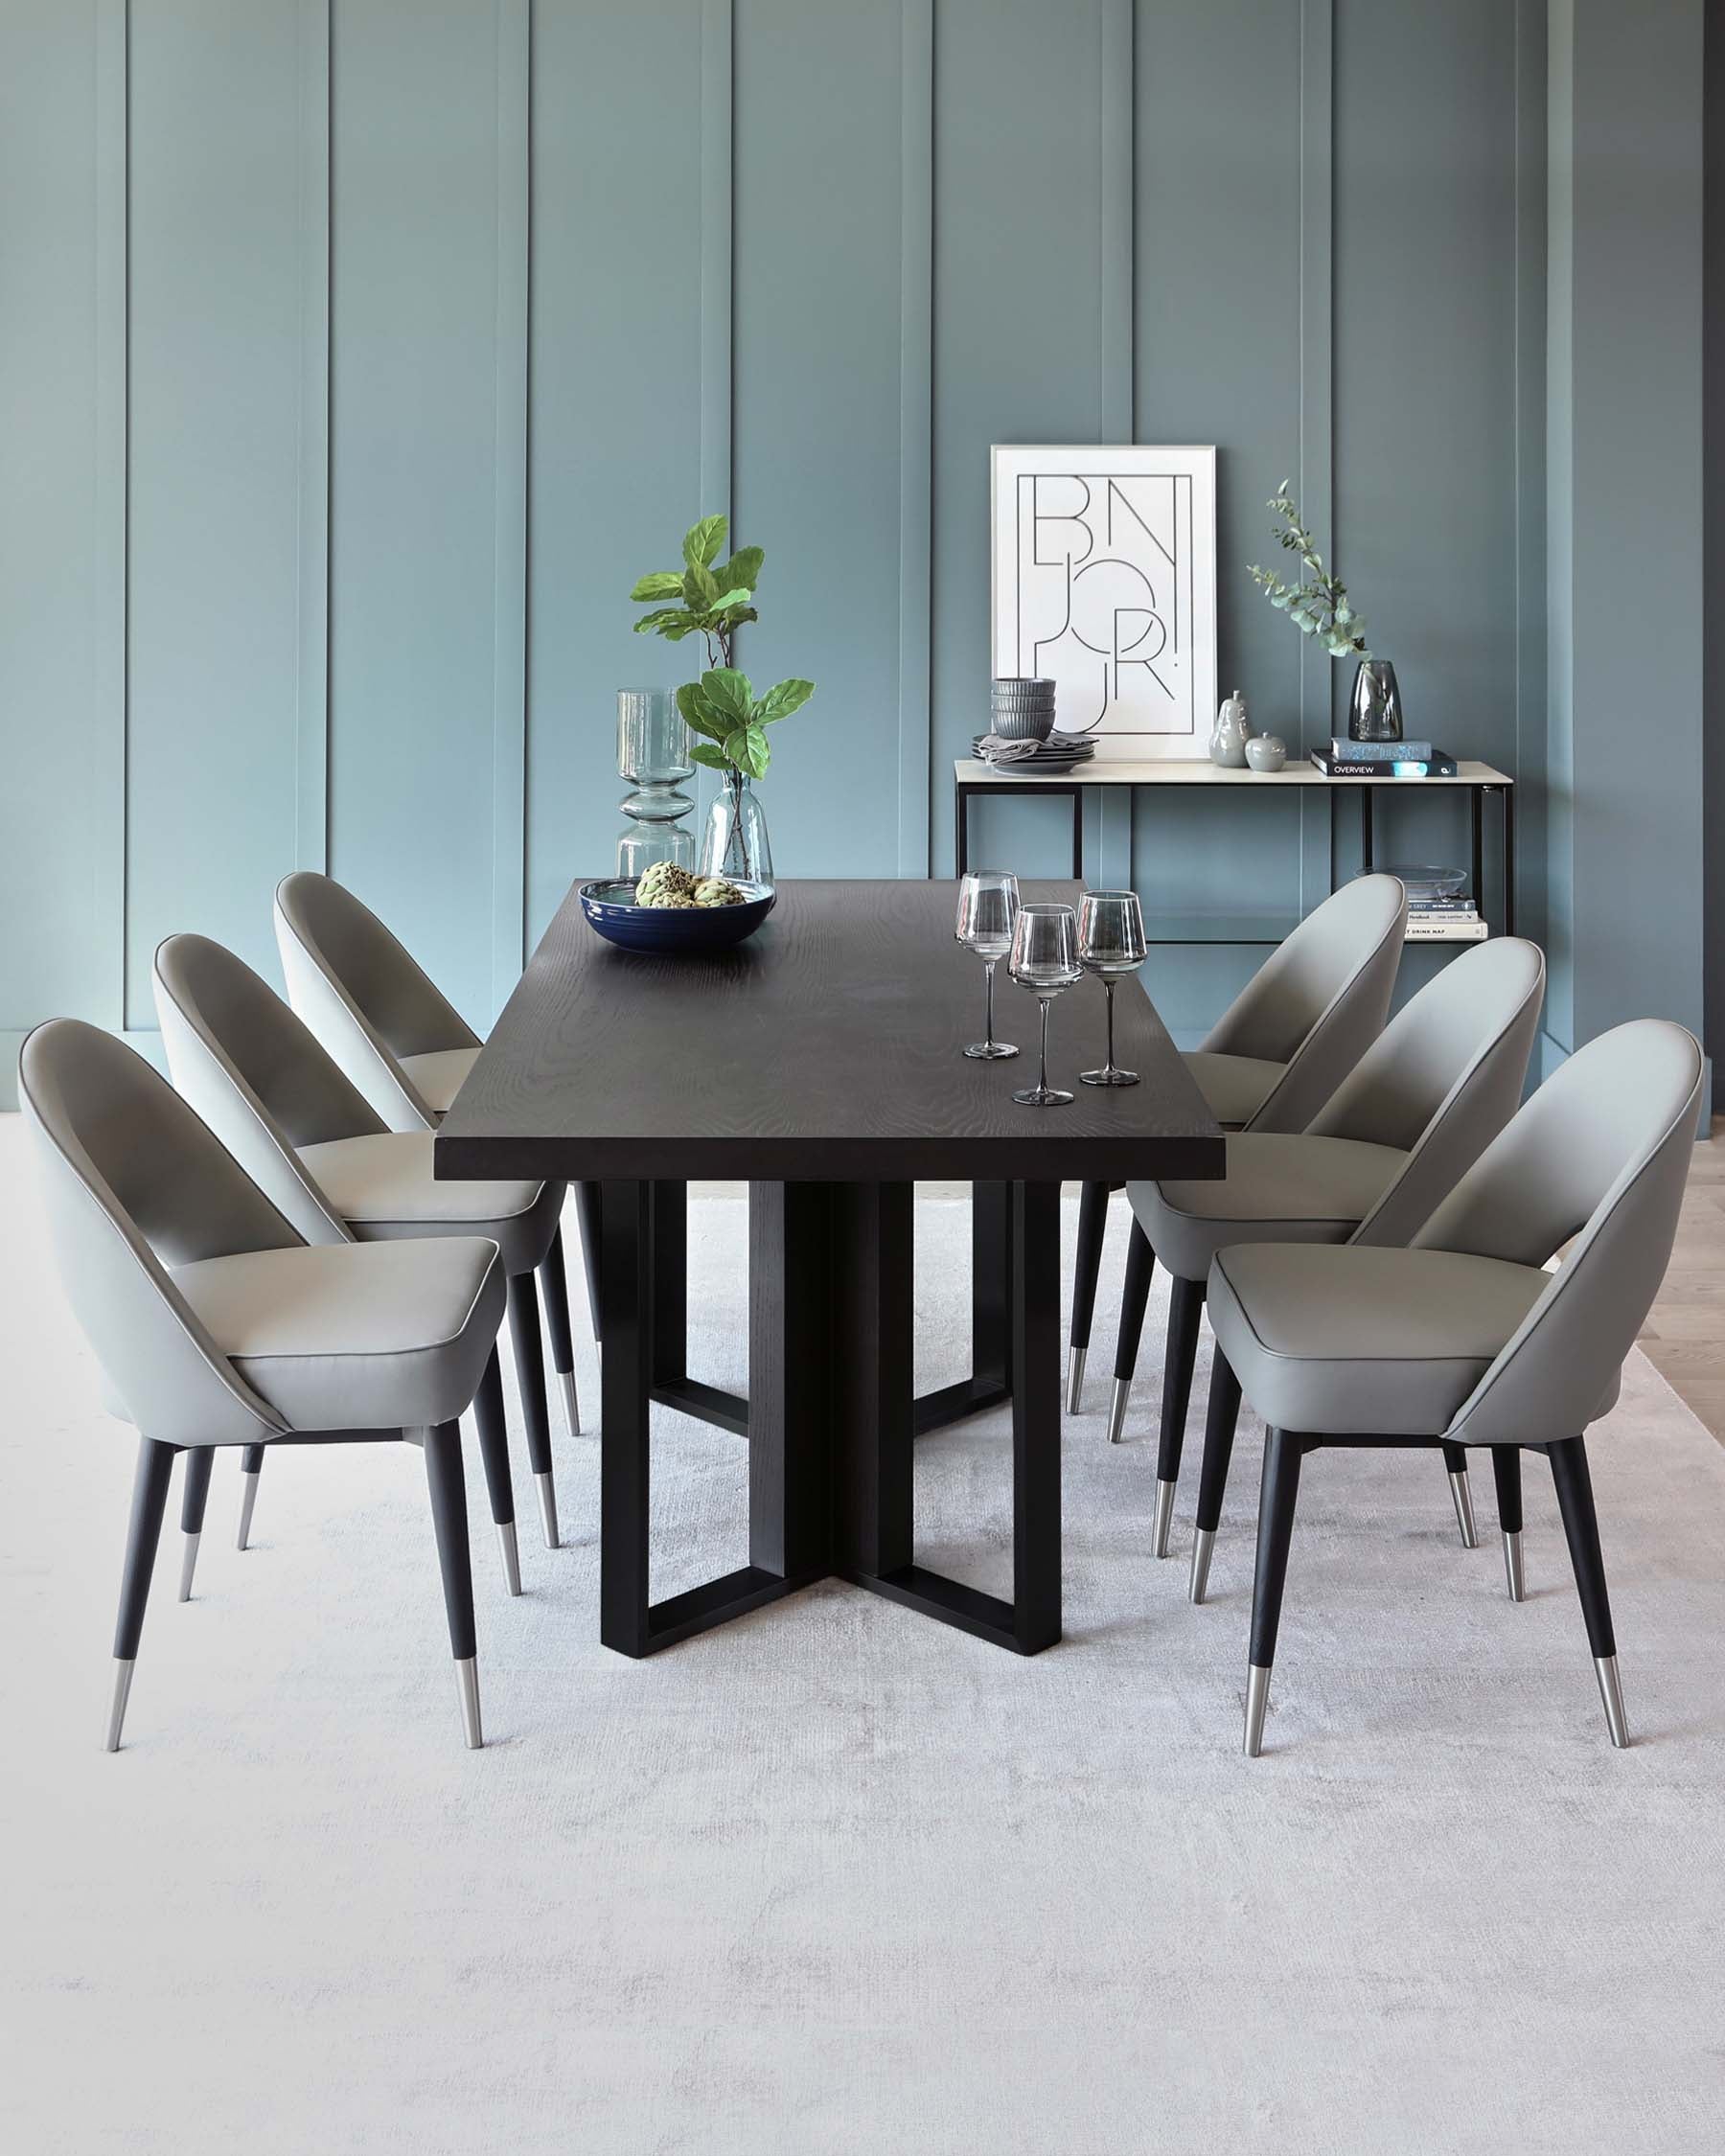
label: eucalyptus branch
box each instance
[1248,481,1369,659]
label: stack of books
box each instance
[1406,894,1489,943]
[1311,738,1459,778]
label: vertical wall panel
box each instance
[330,0,501,1028]
[0,2,112,1040]
[1335,0,1520,952]
[126,0,310,1021]
[1130,0,1307,1028]
[932,0,1109,879]
[731,0,906,875]
[525,0,705,937]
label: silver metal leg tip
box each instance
[1065,1344,1088,1414]
[1449,1467,1479,1549]
[1502,1527,1526,1602]
[104,1661,135,1754]
[1106,1375,1132,1445]
[536,1471,561,1550]
[454,1657,483,1750]
[495,1519,522,1597]
[1189,1527,1216,1605]
[558,1367,581,1437]
[236,1468,259,1551]
[1594,1654,1630,1749]
[1244,1663,1272,1758]
[1152,1478,1177,1559]
[177,1530,200,1603]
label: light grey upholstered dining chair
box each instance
[152,932,568,1559]
[1202,1019,1703,1756]
[1122,934,1547,1575]
[20,1020,508,1751]
[1068,873,1407,1411]
[273,870,603,1395]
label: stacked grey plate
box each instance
[989,677,1058,743]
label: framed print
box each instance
[991,446,1217,760]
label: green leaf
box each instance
[724,724,770,780]
[630,571,684,603]
[682,563,719,610]
[707,586,752,613]
[754,676,814,723]
[701,667,754,723]
[677,681,730,742]
[682,515,726,571]
[632,608,695,636]
[688,742,729,770]
[717,545,763,597]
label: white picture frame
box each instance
[991,445,1218,761]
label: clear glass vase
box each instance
[616,688,695,879]
[701,772,773,888]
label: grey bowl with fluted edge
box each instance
[578,878,775,953]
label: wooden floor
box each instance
[1638,1125,1725,1446]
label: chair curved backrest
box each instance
[1200,873,1407,1133]
[1312,936,1545,1249]
[275,873,477,1131]
[19,1020,293,1446]
[154,933,383,1247]
[1415,1020,1703,1446]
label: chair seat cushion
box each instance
[296,1132,559,1274]
[173,1237,505,1433]
[400,1044,481,1117]
[1207,1243,1551,1437]
[1128,1134,1408,1282]
[1182,1049,1286,1131]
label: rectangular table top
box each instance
[436,878,1224,1184]
[954,755,1511,788]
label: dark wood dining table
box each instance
[436,878,1223,1660]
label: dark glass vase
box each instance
[1348,659,1404,744]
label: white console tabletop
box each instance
[954,756,1512,789]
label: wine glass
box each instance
[1008,904,1083,1106]
[1077,890,1148,1087]
[955,870,1021,1060]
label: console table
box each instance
[953,757,1516,940]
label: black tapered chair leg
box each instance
[422,1419,482,1748]
[1189,1350,1243,1604]
[177,1447,214,1604]
[1106,1219,1156,1445]
[1548,1435,1628,1747]
[507,1271,560,1549]
[574,1180,604,1342]
[1441,1439,1479,1549]
[107,1436,176,1752]
[540,1226,581,1436]
[1491,1445,1526,1601]
[1245,1430,1306,1756]
[1067,1181,1111,1412]
[236,1441,265,1550]
[471,1348,521,1595]
[1153,1277,1205,1557]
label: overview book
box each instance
[1311,748,1459,779]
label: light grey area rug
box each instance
[3,1148,1724,2152]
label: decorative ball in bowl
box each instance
[579,863,775,953]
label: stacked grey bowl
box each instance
[990,677,1057,743]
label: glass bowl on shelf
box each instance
[1383,862,1469,905]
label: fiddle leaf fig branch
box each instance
[1248,481,1370,659]
[632,516,816,788]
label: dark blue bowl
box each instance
[579,878,776,953]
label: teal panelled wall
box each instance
[2,0,1553,1091]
